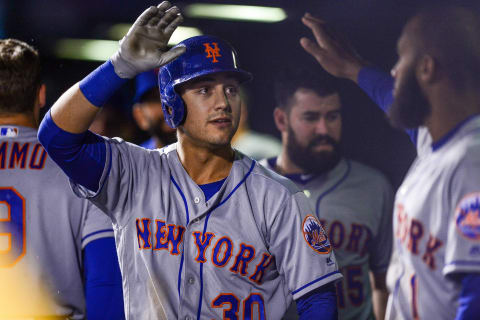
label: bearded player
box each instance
[261,68,393,320]
[38,2,342,319]
[300,4,480,319]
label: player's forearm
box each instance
[370,271,388,320]
[50,84,101,134]
[372,288,388,320]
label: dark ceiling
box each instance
[3,0,480,187]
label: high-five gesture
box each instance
[112,1,185,79]
[300,13,367,83]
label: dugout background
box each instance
[4,0,479,189]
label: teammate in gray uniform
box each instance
[38,2,342,319]
[0,39,124,319]
[300,5,480,319]
[260,68,393,320]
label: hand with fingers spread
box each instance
[112,1,186,79]
[300,13,367,83]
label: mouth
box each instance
[208,117,233,129]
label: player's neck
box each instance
[177,141,234,185]
[275,150,306,175]
[0,112,37,128]
[426,88,480,143]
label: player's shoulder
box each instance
[242,154,301,196]
[348,159,391,187]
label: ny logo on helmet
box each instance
[203,42,221,63]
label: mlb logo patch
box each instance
[0,126,18,137]
[456,192,480,241]
[302,215,332,254]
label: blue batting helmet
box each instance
[158,35,252,128]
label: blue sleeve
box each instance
[83,237,125,320]
[296,282,338,320]
[38,110,106,192]
[456,274,480,320]
[357,66,418,145]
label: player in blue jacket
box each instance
[300,5,480,320]
[38,2,341,319]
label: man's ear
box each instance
[132,104,148,130]
[273,107,288,132]
[417,54,436,84]
[37,84,46,109]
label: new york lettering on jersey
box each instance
[71,141,342,319]
[388,116,480,320]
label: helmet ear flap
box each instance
[160,85,185,129]
[159,69,185,129]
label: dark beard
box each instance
[389,67,431,129]
[148,121,177,146]
[286,127,342,175]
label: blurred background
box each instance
[3,0,479,188]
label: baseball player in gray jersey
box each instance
[300,4,480,319]
[38,2,342,319]
[0,39,124,319]
[260,68,393,320]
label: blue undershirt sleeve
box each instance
[83,237,125,320]
[357,66,418,145]
[38,110,106,192]
[296,282,337,320]
[455,273,480,320]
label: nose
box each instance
[213,86,230,111]
[315,118,329,135]
[391,63,398,78]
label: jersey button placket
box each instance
[194,196,200,204]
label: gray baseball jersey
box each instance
[385,115,480,320]
[70,139,342,320]
[261,158,394,320]
[0,125,114,318]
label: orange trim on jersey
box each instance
[346,223,364,253]
[242,293,266,320]
[166,224,185,255]
[9,142,29,169]
[153,220,168,251]
[328,220,345,249]
[229,243,255,276]
[135,218,152,250]
[249,252,273,284]
[211,236,234,268]
[211,293,239,319]
[29,143,47,170]
[0,187,26,267]
[0,200,12,254]
[346,265,363,307]
[193,231,215,263]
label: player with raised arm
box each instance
[0,39,124,319]
[261,68,393,320]
[38,2,342,319]
[301,5,480,320]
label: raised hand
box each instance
[300,13,367,83]
[112,1,186,79]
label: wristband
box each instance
[79,60,128,107]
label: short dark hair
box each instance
[0,39,42,114]
[412,5,480,89]
[274,66,341,112]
